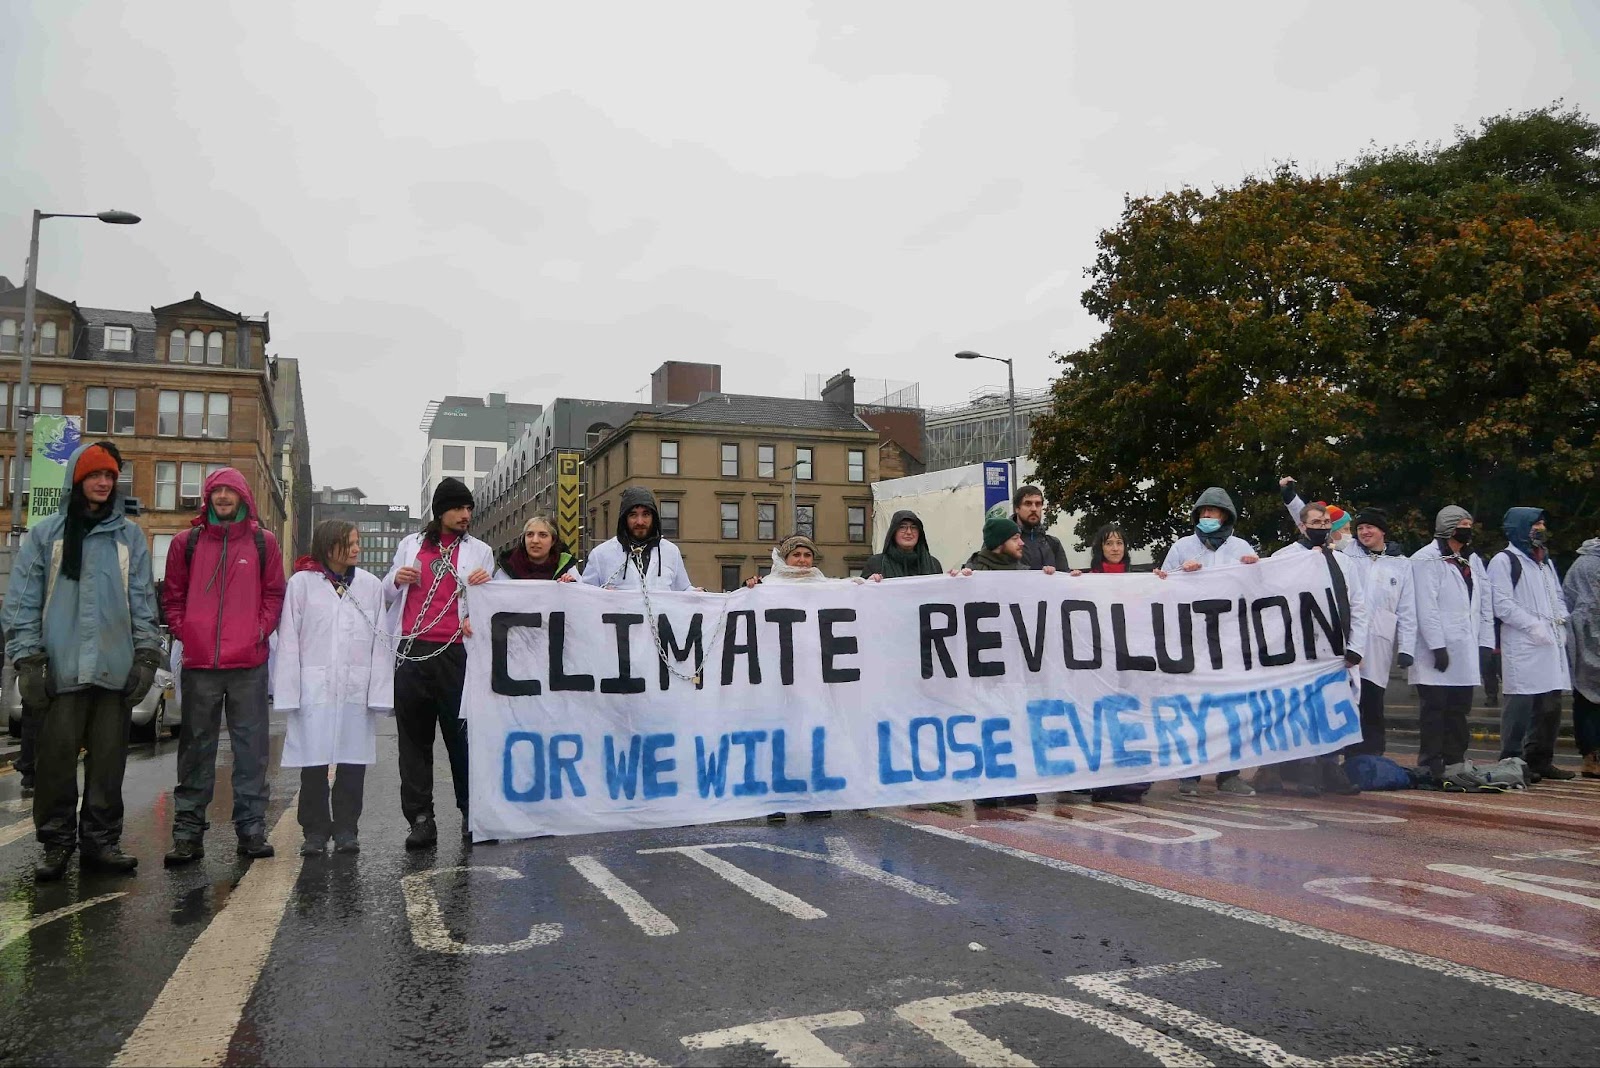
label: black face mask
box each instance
[1304,527,1330,547]
[1530,528,1547,548]
[1451,526,1474,547]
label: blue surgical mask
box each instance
[1196,518,1223,534]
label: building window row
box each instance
[0,383,64,429]
[169,329,225,365]
[157,390,230,439]
[656,441,864,483]
[85,386,138,435]
[0,319,61,355]
[708,500,865,544]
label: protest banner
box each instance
[464,551,1360,840]
[26,414,82,527]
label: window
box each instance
[720,501,739,540]
[104,325,131,352]
[721,443,739,477]
[114,388,135,433]
[152,534,174,581]
[207,393,229,439]
[474,446,497,472]
[848,449,865,483]
[848,505,866,543]
[117,462,134,499]
[180,462,203,506]
[36,384,62,417]
[158,391,179,436]
[156,462,177,509]
[87,386,111,434]
[796,504,815,539]
[795,447,813,481]
[0,319,16,353]
[442,445,466,471]
[757,502,776,542]
[38,321,57,355]
[0,384,7,428]
[757,444,775,479]
[660,440,679,475]
[756,565,771,580]
[206,331,223,365]
[720,564,743,593]
[658,499,680,539]
[188,330,205,364]
[169,329,185,362]
[7,456,30,499]
[9,384,30,428]
[621,441,629,477]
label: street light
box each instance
[954,349,1018,486]
[11,208,142,536]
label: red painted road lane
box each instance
[889,778,1600,998]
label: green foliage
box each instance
[1031,104,1600,555]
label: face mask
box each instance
[1304,527,1330,547]
[1196,518,1222,535]
[1451,526,1474,546]
[1530,528,1547,547]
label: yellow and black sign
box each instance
[556,450,583,550]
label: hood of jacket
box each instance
[59,442,126,519]
[879,509,929,555]
[1578,538,1600,559]
[190,466,261,532]
[1191,487,1237,523]
[1502,506,1547,555]
[616,486,661,544]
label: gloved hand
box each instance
[1431,648,1450,673]
[1397,652,1414,669]
[14,653,50,710]
[123,647,161,706]
[1344,651,1363,668]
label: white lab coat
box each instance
[1408,540,1494,687]
[273,569,395,768]
[381,532,497,634]
[1161,534,1257,571]
[1270,541,1370,661]
[1340,541,1417,686]
[1488,545,1571,695]
[579,537,693,592]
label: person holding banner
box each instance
[495,515,579,582]
[1490,507,1573,782]
[3,442,161,880]
[1162,486,1259,796]
[862,511,943,579]
[750,534,865,586]
[1341,508,1415,759]
[275,520,395,856]
[1013,486,1068,572]
[960,516,1040,573]
[580,487,693,592]
[385,477,495,848]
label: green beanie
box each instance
[983,515,1020,550]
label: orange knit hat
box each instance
[73,444,121,484]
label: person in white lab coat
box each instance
[1409,506,1495,779]
[1340,508,1416,758]
[275,520,395,855]
[1490,507,1573,781]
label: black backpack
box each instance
[182,525,269,579]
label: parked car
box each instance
[4,646,179,742]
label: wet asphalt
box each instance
[0,717,1595,1067]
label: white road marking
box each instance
[1427,864,1600,910]
[1023,806,1222,845]
[637,845,826,920]
[0,817,34,849]
[1361,794,1599,823]
[1,797,30,813]
[113,802,304,1067]
[0,892,127,951]
[486,1052,663,1067]
[1174,797,1407,825]
[690,837,957,905]
[1303,877,1600,960]
[402,866,564,955]
[1104,801,1318,831]
[681,1010,865,1068]
[568,855,679,936]
[1493,846,1600,867]
[895,989,1213,1067]
[882,815,1600,1017]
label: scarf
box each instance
[61,486,112,582]
[879,542,936,578]
[1092,560,1129,574]
[294,554,355,595]
[1436,537,1474,594]
[501,544,566,581]
[1197,522,1234,552]
[765,547,832,583]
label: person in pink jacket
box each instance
[160,468,287,864]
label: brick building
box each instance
[310,486,413,577]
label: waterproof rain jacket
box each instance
[1016,518,1067,572]
[2,442,160,693]
[274,565,395,767]
[1563,539,1600,703]
[579,486,692,592]
[1341,539,1417,685]
[1489,508,1570,695]
[162,468,286,671]
[1408,539,1494,688]
[861,510,943,578]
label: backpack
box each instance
[182,525,269,579]
[1344,754,1413,791]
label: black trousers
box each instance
[35,687,130,851]
[1343,679,1388,757]
[1416,684,1473,774]
[395,642,469,823]
[15,695,40,783]
[298,764,367,839]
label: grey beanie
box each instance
[1434,505,1472,538]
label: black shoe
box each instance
[1527,769,1544,784]
[35,845,74,882]
[801,810,834,819]
[163,840,205,867]
[1003,793,1038,806]
[19,779,35,799]
[766,812,788,823]
[299,835,328,857]
[236,833,275,859]
[405,815,438,850]
[1534,764,1577,781]
[80,846,138,875]
[332,835,360,855]
[973,797,1003,808]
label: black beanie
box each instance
[1353,508,1390,535]
[432,477,474,517]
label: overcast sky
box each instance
[4,1,1597,507]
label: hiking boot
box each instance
[35,844,74,882]
[237,833,275,859]
[1322,762,1362,796]
[766,812,789,823]
[1177,780,1200,797]
[1533,763,1577,781]
[333,834,360,855]
[1250,766,1284,794]
[405,815,438,850]
[300,835,329,857]
[1217,777,1256,797]
[80,846,138,875]
[163,840,205,867]
[1583,753,1600,779]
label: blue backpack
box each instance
[1344,754,1413,791]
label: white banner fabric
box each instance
[464,551,1361,840]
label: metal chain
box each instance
[393,537,469,662]
[623,544,730,686]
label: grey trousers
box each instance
[1500,690,1563,769]
[34,687,130,851]
[173,664,271,840]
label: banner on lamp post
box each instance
[26,414,82,528]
